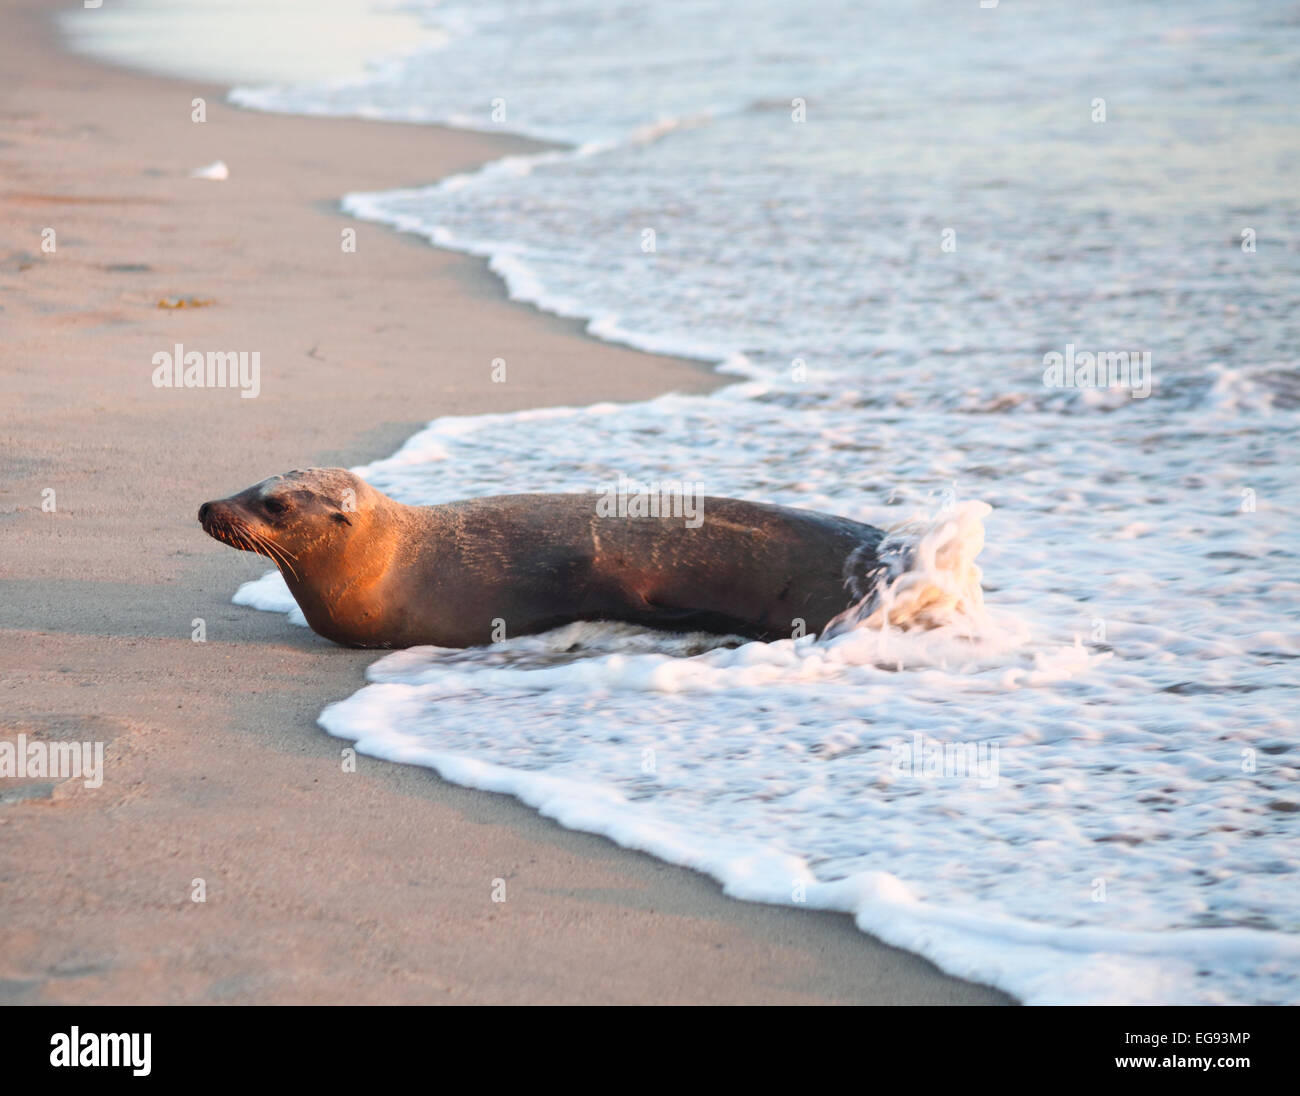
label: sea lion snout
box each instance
[197,495,254,544]
[197,496,247,530]
[197,498,233,530]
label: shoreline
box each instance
[0,0,1012,1004]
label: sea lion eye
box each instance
[264,498,288,515]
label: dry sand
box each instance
[0,0,1012,1004]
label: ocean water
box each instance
[228,0,1300,1003]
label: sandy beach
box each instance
[0,0,1012,1004]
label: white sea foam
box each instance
[225,0,1300,1003]
[61,0,436,85]
[232,571,306,627]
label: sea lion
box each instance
[198,468,885,649]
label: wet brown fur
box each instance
[200,468,883,649]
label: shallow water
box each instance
[226,0,1300,1003]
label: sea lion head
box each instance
[198,467,384,579]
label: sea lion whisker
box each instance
[207,512,300,580]
[225,521,267,563]
[239,525,275,560]
[263,542,299,581]
[246,528,299,580]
